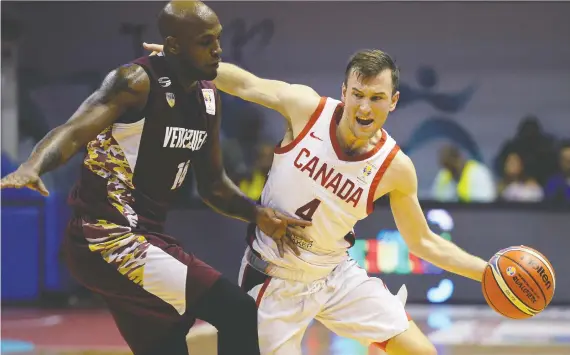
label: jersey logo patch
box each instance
[202,89,216,115]
[357,162,377,185]
[158,76,171,87]
[309,132,323,141]
[166,92,175,107]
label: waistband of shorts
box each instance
[245,247,334,283]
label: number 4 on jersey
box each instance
[295,198,321,221]
[296,198,356,247]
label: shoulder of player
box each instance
[98,64,150,106]
[277,84,322,126]
[383,150,418,195]
[111,63,150,90]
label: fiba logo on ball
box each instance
[506,266,516,277]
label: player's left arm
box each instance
[192,91,261,223]
[387,152,487,282]
[192,91,311,254]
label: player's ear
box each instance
[390,90,400,112]
[164,36,180,55]
[341,82,347,103]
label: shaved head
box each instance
[157,1,223,81]
[158,1,218,39]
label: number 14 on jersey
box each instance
[171,160,190,190]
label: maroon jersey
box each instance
[68,54,220,233]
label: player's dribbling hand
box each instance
[255,206,312,257]
[0,166,49,196]
[142,42,164,56]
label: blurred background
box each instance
[1,1,570,354]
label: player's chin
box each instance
[200,67,219,81]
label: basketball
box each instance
[482,245,556,319]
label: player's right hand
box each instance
[0,166,49,196]
[142,42,164,56]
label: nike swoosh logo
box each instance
[309,132,323,141]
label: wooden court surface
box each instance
[2,305,570,354]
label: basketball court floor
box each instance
[3,304,570,355]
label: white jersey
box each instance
[251,97,400,281]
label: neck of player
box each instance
[165,55,199,92]
[336,112,379,155]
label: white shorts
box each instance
[238,253,410,355]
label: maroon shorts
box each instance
[63,217,221,354]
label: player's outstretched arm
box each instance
[142,42,320,127]
[0,64,150,196]
[192,91,312,256]
[387,152,487,282]
[212,63,317,114]
[213,63,322,131]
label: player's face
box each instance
[177,18,223,81]
[341,70,399,140]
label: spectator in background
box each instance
[239,143,274,200]
[217,97,266,184]
[494,115,557,186]
[498,152,543,202]
[221,136,248,183]
[544,141,570,204]
[432,144,496,202]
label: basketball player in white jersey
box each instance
[144,43,488,355]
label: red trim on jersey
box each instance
[366,145,400,214]
[329,105,387,162]
[274,96,327,154]
[255,277,272,308]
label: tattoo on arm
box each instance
[30,136,63,174]
[97,65,141,104]
[26,130,65,174]
[22,64,148,175]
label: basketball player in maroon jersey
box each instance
[0,2,311,355]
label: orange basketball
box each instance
[482,245,555,319]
